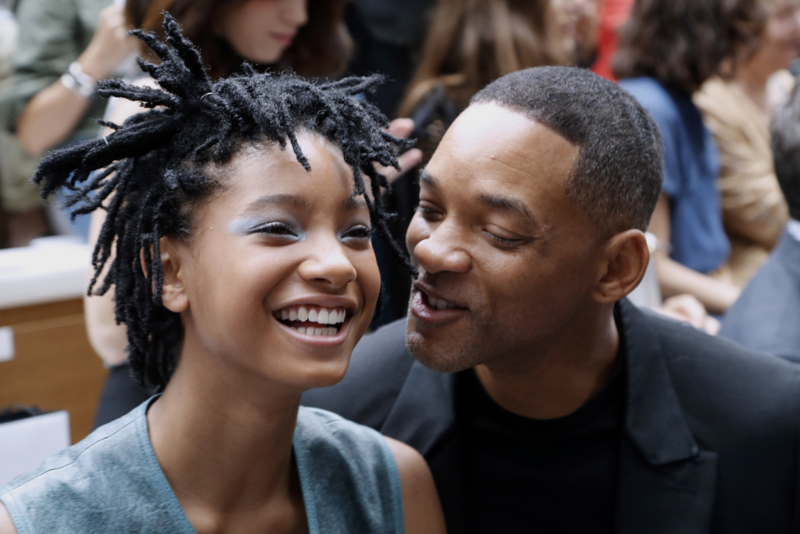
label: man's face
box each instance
[406,103,606,373]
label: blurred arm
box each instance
[649,194,740,315]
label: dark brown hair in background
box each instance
[125,0,352,80]
[612,0,765,94]
[397,0,569,118]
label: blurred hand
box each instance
[376,118,423,185]
[78,3,139,80]
[656,294,721,335]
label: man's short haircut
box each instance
[471,66,664,234]
[771,77,800,220]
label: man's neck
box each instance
[474,305,620,420]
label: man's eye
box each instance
[486,231,523,247]
[252,222,299,237]
[342,224,372,240]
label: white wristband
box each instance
[60,62,96,98]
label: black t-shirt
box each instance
[458,349,624,534]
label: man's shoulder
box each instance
[720,237,800,361]
[631,304,800,426]
[302,319,416,430]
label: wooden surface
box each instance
[0,298,107,443]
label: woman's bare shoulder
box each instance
[384,437,446,534]
[0,501,18,534]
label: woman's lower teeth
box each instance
[293,326,338,336]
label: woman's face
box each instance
[215,0,308,65]
[548,0,599,60]
[163,133,380,392]
[755,0,800,72]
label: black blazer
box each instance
[303,299,800,533]
[720,230,800,364]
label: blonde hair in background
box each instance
[397,0,569,118]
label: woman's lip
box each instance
[271,33,295,46]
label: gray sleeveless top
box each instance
[0,399,404,534]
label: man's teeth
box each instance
[278,306,346,325]
[428,296,457,310]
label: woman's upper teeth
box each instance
[279,306,346,324]
[429,296,457,310]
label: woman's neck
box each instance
[147,350,307,532]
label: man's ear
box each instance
[592,229,649,304]
[159,236,189,313]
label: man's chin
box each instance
[405,328,478,374]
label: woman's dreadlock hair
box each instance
[34,13,414,392]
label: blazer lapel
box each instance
[380,361,467,534]
[615,300,717,534]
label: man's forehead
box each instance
[435,103,578,185]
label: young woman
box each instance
[0,18,444,534]
[86,0,421,426]
[614,0,765,314]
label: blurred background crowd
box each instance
[1,0,800,433]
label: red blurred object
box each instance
[591,0,635,80]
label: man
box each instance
[720,82,800,364]
[304,67,800,533]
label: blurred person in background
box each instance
[615,0,766,316]
[551,0,601,68]
[720,75,800,363]
[0,0,138,246]
[397,0,571,167]
[694,0,800,287]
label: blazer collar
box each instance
[617,299,700,465]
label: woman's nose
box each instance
[298,241,358,288]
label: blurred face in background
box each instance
[215,0,309,65]
[753,0,800,72]
[549,0,600,63]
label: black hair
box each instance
[34,14,412,391]
[612,0,764,94]
[771,77,800,220]
[471,66,664,234]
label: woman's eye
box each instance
[342,224,372,240]
[416,204,441,219]
[251,222,299,238]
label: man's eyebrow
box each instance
[244,194,309,213]
[478,194,537,226]
[419,169,439,190]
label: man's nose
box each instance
[410,221,471,275]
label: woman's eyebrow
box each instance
[343,194,368,212]
[243,194,309,214]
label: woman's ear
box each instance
[592,229,649,304]
[159,236,189,313]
